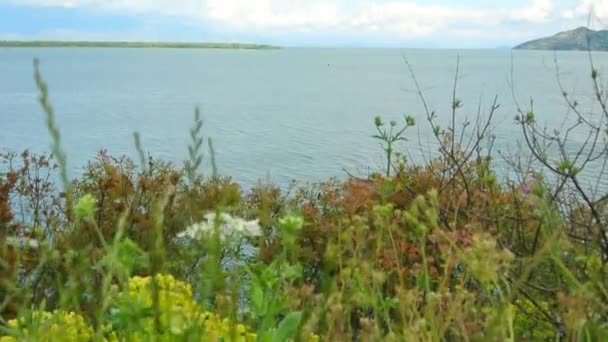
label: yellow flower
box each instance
[1,274,319,342]
[1,310,93,342]
[111,274,258,341]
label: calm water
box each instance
[1,47,607,189]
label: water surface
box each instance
[1,47,606,189]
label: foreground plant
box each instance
[177,212,262,242]
[373,115,415,177]
[0,310,94,342]
[108,274,257,341]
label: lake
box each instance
[1,47,607,190]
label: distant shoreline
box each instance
[0,41,279,50]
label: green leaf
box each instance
[251,281,268,317]
[557,160,573,173]
[272,311,303,342]
[380,181,395,198]
[433,126,441,136]
[416,273,430,291]
[257,331,274,342]
[282,263,303,280]
[112,238,148,274]
[262,265,280,287]
[74,193,96,220]
[385,297,400,309]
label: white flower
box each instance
[176,222,214,240]
[177,212,262,241]
[5,236,39,250]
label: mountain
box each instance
[514,27,608,51]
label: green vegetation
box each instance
[0,41,279,50]
[1,58,608,341]
[514,26,608,51]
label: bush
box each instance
[0,310,94,342]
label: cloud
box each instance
[514,0,555,23]
[204,0,559,37]
[1,0,560,37]
[0,0,204,17]
[575,0,608,20]
[561,9,576,19]
[5,0,606,46]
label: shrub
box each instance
[0,310,93,342]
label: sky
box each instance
[0,0,607,48]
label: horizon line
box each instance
[0,39,519,50]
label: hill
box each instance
[514,26,608,51]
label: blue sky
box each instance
[0,0,605,47]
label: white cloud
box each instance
[0,0,204,17]
[206,1,341,32]
[514,0,555,23]
[575,0,608,19]
[0,0,560,37]
[561,9,576,19]
[8,0,607,46]
[203,0,559,37]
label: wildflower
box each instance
[374,116,383,127]
[279,215,304,232]
[176,221,213,240]
[111,274,202,337]
[373,204,394,219]
[177,212,262,241]
[520,175,537,195]
[111,274,259,340]
[520,174,548,200]
[461,233,513,286]
[405,115,416,126]
[74,193,96,220]
[279,214,305,247]
[0,310,93,341]
[222,214,262,237]
[5,236,39,250]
